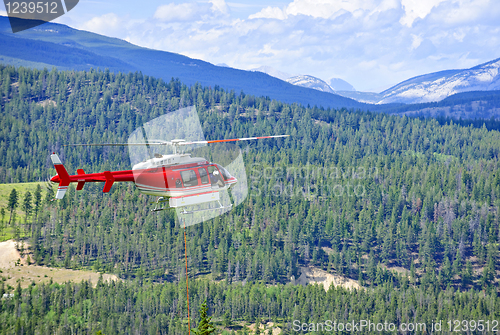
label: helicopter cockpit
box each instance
[174,164,234,190]
[216,164,232,180]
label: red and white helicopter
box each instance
[50,135,288,213]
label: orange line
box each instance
[184,226,191,335]
[206,139,241,143]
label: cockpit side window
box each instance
[208,165,225,186]
[180,170,198,187]
[198,168,209,184]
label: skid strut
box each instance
[151,197,169,212]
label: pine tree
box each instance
[223,310,231,328]
[193,300,216,335]
[45,184,55,203]
[33,184,42,223]
[7,188,18,226]
[441,257,452,287]
[461,260,473,288]
[23,190,32,224]
[255,318,262,335]
[452,250,461,277]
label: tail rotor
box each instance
[44,176,57,201]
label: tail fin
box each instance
[51,153,70,199]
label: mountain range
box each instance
[251,66,356,93]
[378,58,500,104]
[285,75,336,94]
[0,15,365,110]
[251,59,500,107]
[250,66,293,81]
[316,59,500,106]
[1,16,500,117]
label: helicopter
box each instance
[50,135,289,213]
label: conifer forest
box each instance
[0,65,499,334]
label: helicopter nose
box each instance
[228,176,237,188]
[51,175,60,183]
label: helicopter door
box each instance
[180,170,199,187]
[208,166,225,188]
[198,168,209,184]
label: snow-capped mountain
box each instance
[250,65,358,96]
[286,75,335,94]
[329,78,355,91]
[250,66,292,81]
[379,58,500,104]
[335,91,382,104]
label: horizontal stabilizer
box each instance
[76,170,86,190]
[103,171,115,193]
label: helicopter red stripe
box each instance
[162,167,168,188]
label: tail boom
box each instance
[50,153,134,199]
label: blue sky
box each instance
[3,0,500,92]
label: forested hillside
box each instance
[1,65,500,334]
[378,90,500,120]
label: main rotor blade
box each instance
[65,135,289,147]
[65,142,169,147]
[178,135,290,146]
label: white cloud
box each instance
[373,0,400,12]
[410,34,423,50]
[210,0,229,14]
[249,6,287,20]
[429,0,499,26]
[0,10,7,16]
[286,0,376,18]
[400,0,446,27]
[249,0,382,20]
[154,3,205,22]
[153,0,229,22]
[82,13,124,36]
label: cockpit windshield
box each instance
[216,164,232,181]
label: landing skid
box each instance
[150,197,232,213]
[180,201,232,215]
